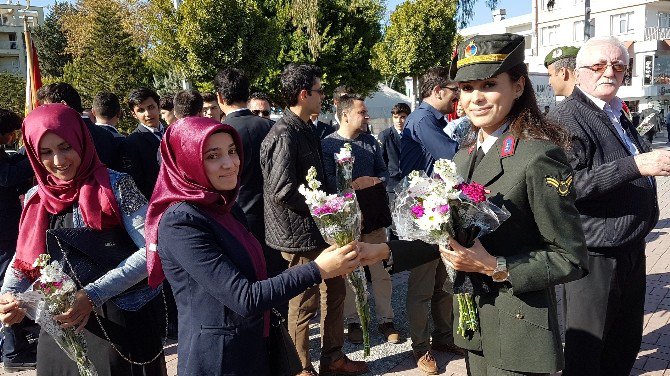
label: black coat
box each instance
[119,125,161,199]
[223,109,272,242]
[82,117,120,170]
[378,126,402,193]
[549,87,659,248]
[0,150,33,250]
[260,109,328,253]
[313,120,335,140]
[157,202,321,376]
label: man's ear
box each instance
[216,92,225,107]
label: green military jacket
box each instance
[452,132,588,373]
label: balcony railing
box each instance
[646,27,670,41]
[0,41,18,50]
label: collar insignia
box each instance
[545,174,573,197]
[552,49,563,59]
[500,135,517,158]
[464,42,478,58]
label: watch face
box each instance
[492,270,508,283]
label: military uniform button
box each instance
[515,313,524,319]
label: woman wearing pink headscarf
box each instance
[144,116,359,375]
[0,104,166,376]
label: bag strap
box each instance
[55,236,168,365]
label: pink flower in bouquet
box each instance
[436,204,450,215]
[457,182,487,204]
[344,192,354,199]
[411,204,425,218]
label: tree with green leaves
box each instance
[32,1,75,78]
[371,0,458,99]
[263,0,384,105]
[0,73,26,115]
[61,1,151,108]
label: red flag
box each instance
[24,26,42,115]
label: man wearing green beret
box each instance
[545,46,579,97]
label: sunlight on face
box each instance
[38,132,82,182]
[203,132,240,191]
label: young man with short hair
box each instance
[92,91,124,138]
[248,92,272,119]
[545,46,579,98]
[321,94,400,345]
[120,88,163,199]
[201,91,222,120]
[261,64,368,376]
[379,102,411,196]
[173,90,203,119]
[159,95,177,126]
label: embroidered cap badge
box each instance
[545,174,573,197]
[464,42,478,58]
[552,48,563,59]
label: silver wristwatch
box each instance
[491,256,509,283]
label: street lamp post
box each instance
[172,0,191,90]
[584,0,591,41]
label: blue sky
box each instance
[30,0,531,28]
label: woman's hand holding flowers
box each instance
[441,239,497,276]
[315,242,360,279]
[55,289,93,332]
[0,292,25,325]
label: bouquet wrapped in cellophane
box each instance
[16,254,98,376]
[392,159,510,337]
[299,160,372,356]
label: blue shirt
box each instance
[399,101,459,177]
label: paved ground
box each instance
[4,136,670,376]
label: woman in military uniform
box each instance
[359,33,588,375]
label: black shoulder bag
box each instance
[268,309,302,376]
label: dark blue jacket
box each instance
[378,126,401,193]
[399,102,458,177]
[157,202,322,376]
[0,150,33,251]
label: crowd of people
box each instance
[0,32,668,376]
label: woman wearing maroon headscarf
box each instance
[0,104,167,376]
[144,116,359,375]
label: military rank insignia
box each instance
[545,174,573,197]
[500,135,517,158]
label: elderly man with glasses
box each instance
[549,36,670,376]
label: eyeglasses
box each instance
[306,88,325,96]
[442,86,460,93]
[579,62,627,73]
[251,109,271,117]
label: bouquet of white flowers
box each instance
[393,159,510,337]
[299,165,372,357]
[17,254,98,376]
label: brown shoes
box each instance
[414,350,439,375]
[378,322,401,344]
[346,323,364,344]
[431,342,466,356]
[319,354,369,376]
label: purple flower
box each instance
[457,182,487,204]
[436,204,450,215]
[343,192,354,199]
[411,204,425,218]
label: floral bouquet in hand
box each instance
[16,254,98,376]
[299,165,372,357]
[392,159,510,337]
[335,143,355,192]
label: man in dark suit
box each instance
[119,88,163,200]
[39,83,119,169]
[549,36,670,376]
[378,102,411,197]
[91,92,124,138]
[309,113,335,140]
[213,69,283,276]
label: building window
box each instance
[8,33,17,50]
[659,12,670,28]
[611,12,634,35]
[541,25,560,46]
[541,0,556,11]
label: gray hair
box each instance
[575,36,630,67]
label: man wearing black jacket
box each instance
[213,69,282,276]
[260,64,368,376]
[549,36,670,376]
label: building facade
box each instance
[460,0,670,113]
[0,3,43,77]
